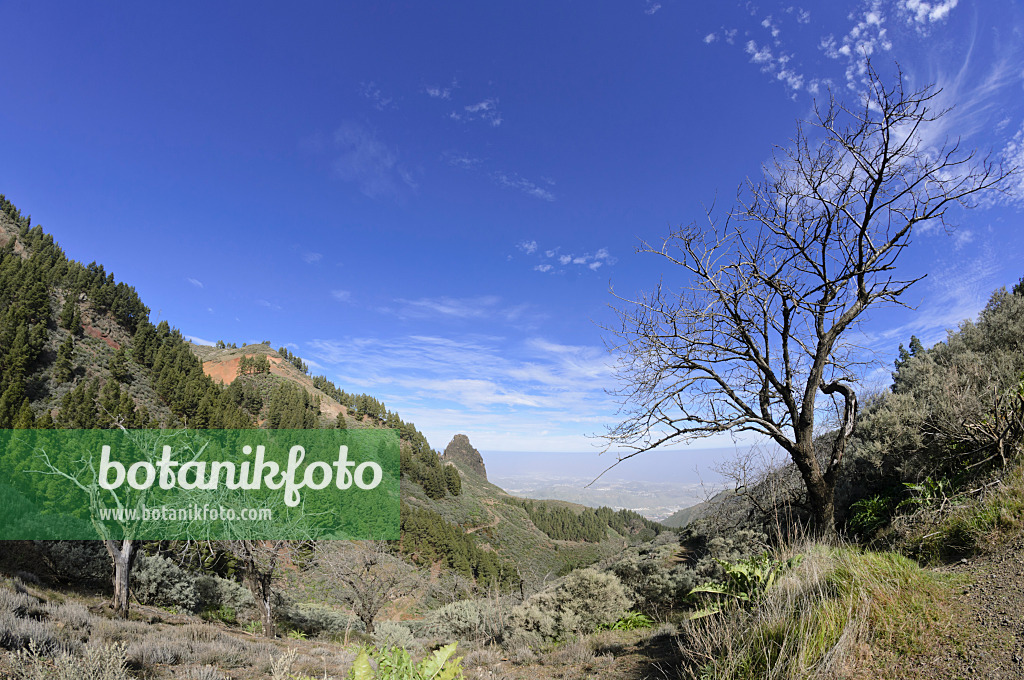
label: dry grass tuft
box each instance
[677,542,948,680]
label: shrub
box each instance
[32,541,109,585]
[351,642,463,680]
[278,602,361,637]
[10,641,130,680]
[194,574,253,614]
[610,548,698,616]
[424,598,511,643]
[183,667,228,680]
[126,639,190,666]
[599,610,655,631]
[0,585,81,656]
[509,568,630,642]
[131,554,200,613]
[371,621,416,651]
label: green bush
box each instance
[194,574,253,616]
[372,621,416,651]
[349,642,463,680]
[278,602,361,636]
[33,541,109,585]
[131,554,199,613]
[598,610,655,631]
[424,598,510,643]
[509,568,631,642]
[610,547,698,616]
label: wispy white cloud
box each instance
[452,98,503,127]
[330,290,352,303]
[302,252,323,264]
[704,32,718,44]
[444,151,555,201]
[185,335,216,346]
[820,1,893,89]
[744,39,807,92]
[425,86,451,100]
[492,172,555,201]
[1002,120,1024,203]
[256,299,282,311]
[360,81,395,111]
[870,248,1002,347]
[425,78,458,101]
[332,121,417,200]
[521,243,616,274]
[307,334,615,417]
[186,277,204,288]
[518,240,538,254]
[952,229,974,250]
[443,151,483,170]
[381,295,536,325]
[644,1,662,15]
[390,296,500,320]
[897,0,958,28]
[785,7,811,24]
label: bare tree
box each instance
[34,428,204,617]
[313,540,417,634]
[604,64,1014,533]
[232,539,290,637]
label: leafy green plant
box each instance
[348,643,464,680]
[244,620,262,635]
[849,492,897,535]
[687,552,802,618]
[287,628,307,640]
[200,605,237,624]
[598,610,654,631]
[898,476,951,510]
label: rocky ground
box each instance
[877,532,1024,680]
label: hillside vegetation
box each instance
[2,192,1023,679]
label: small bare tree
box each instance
[34,427,205,617]
[605,64,1014,533]
[232,539,290,637]
[314,540,417,634]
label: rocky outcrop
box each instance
[442,434,487,480]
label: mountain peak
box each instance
[442,434,487,480]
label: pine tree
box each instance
[108,347,130,383]
[13,400,34,429]
[59,297,77,330]
[0,380,27,428]
[444,465,462,496]
[54,334,75,383]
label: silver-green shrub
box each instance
[509,568,630,642]
[371,620,416,651]
[130,554,199,613]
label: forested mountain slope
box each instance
[0,194,667,595]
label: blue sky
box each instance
[2,1,1023,464]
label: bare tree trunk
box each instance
[104,538,138,619]
[254,587,275,638]
[236,540,280,638]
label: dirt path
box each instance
[466,503,501,535]
[882,532,1024,679]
